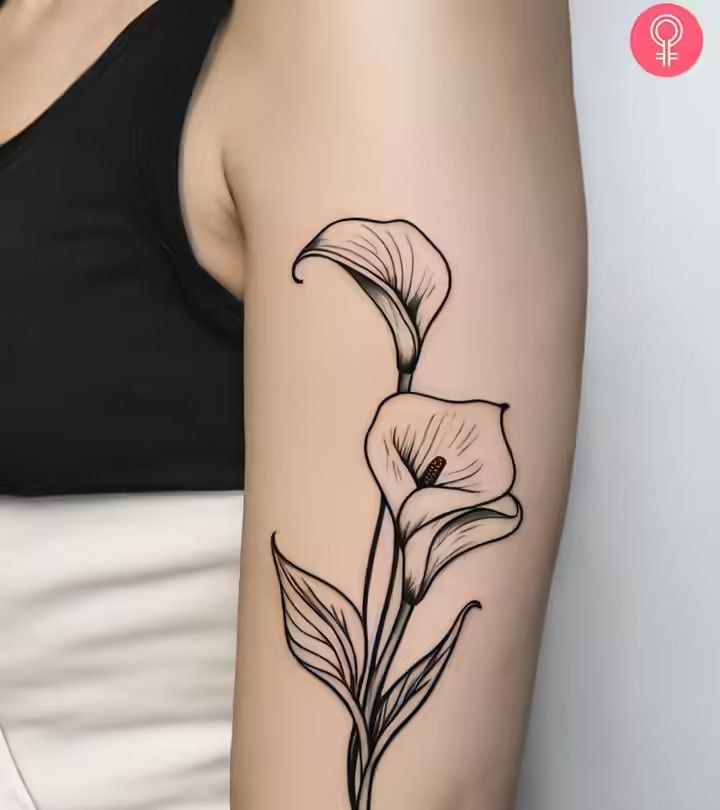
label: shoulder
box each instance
[212,0,571,147]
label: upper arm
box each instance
[222,2,585,807]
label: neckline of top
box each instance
[0,0,167,168]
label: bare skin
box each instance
[1,1,584,808]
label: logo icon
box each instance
[631,4,703,77]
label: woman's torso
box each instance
[0,0,245,496]
[0,2,246,807]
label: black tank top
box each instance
[0,0,244,496]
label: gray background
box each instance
[517,2,720,808]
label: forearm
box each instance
[227,2,585,808]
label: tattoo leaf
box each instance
[272,535,366,706]
[374,601,481,747]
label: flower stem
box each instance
[357,772,373,810]
[356,744,382,810]
[356,599,414,810]
[358,502,388,701]
[350,513,397,803]
[398,370,413,394]
[364,599,414,729]
[350,367,413,809]
[347,699,370,776]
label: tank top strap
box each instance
[131,0,243,343]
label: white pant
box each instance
[0,492,243,810]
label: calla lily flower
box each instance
[293,218,450,374]
[366,393,522,603]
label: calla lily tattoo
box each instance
[292,218,450,382]
[366,393,522,604]
[273,218,523,810]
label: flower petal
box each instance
[293,219,450,371]
[398,486,497,539]
[403,495,522,603]
[365,394,516,528]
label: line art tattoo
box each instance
[273,218,523,809]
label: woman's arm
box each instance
[222,1,585,807]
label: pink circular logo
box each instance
[631,4,704,77]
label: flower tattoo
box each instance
[366,393,522,604]
[273,218,523,809]
[293,218,450,384]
